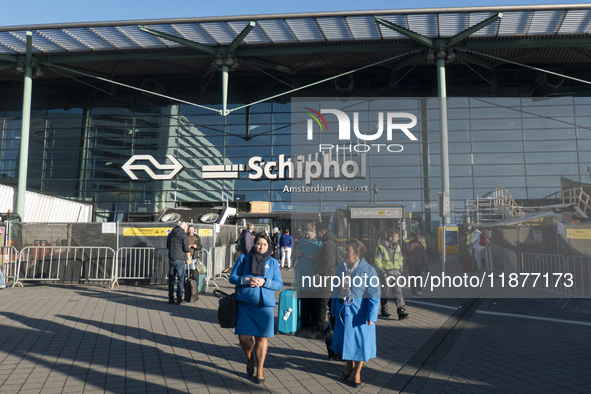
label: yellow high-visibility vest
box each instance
[466,233,473,246]
[374,243,403,270]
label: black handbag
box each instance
[214,289,237,328]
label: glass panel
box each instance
[472,141,523,153]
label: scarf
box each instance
[340,259,360,300]
[249,247,273,276]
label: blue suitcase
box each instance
[277,289,300,335]
[197,273,207,294]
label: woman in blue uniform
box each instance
[230,232,283,384]
[330,238,380,388]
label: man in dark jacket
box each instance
[406,231,428,297]
[167,222,190,305]
[236,222,254,255]
[307,224,340,339]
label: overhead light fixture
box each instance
[425,49,436,64]
[33,66,43,78]
[446,47,456,62]
[15,62,25,74]
[213,54,224,67]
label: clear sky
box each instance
[2,0,591,27]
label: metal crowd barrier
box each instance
[516,252,569,299]
[564,255,591,298]
[205,245,237,289]
[1,246,19,287]
[14,246,116,287]
[111,247,168,289]
[488,246,518,273]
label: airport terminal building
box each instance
[1,4,591,227]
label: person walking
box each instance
[230,233,283,384]
[374,229,409,320]
[237,223,255,255]
[470,227,485,271]
[307,224,341,339]
[295,222,321,332]
[279,229,294,270]
[166,221,190,305]
[405,231,428,297]
[187,225,202,270]
[330,238,380,388]
[271,227,281,258]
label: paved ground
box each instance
[1,257,590,393]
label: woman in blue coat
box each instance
[330,238,380,388]
[230,232,283,384]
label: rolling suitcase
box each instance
[462,257,473,271]
[184,270,199,303]
[277,289,300,335]
[197,273,207,294]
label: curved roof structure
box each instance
[1,4,591,84]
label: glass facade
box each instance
[1,96,590,222]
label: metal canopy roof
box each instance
[0,5,591,55]
[1,4,591,98]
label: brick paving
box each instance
[1,262,590,393]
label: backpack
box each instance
[479,232,489,246]
[236,231,246,252]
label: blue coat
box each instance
[330,259,380,362]
[294,237,321,294]
[229,254,283,307]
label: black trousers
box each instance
[300,298,315,329]
[312,296,331,332]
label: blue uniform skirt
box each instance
[235,301,275,338]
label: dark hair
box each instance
[388,228,399,237]
[284,229,290,234]
[188,225,195,229]
[345,238,366,259]
[253,232,272,248]
[316,224,329,233]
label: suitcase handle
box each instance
[213,289,231,299]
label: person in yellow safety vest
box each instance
[374,228,409,320]
[466,226,473,246]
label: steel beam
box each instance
[228,21,255,53]
[241,58,295,74]
[375,16,434,48]
[447,13,502,47]
[222,64,229,116]
[138,25,217,55]
[454,51,495,70]
[0,54,17,63]
[16,31,33,218]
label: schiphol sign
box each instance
[202,153,366,185]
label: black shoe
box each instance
[307,330,324,339]
[176,299,183,305]
[350,380,361,388]
[246,367,254,377]
[168,299,175,304]
[398,310,410,320]
[253,376,265,384]
[340,371,352,381]
[380,312,392,318]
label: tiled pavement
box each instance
[1,260,590,393]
